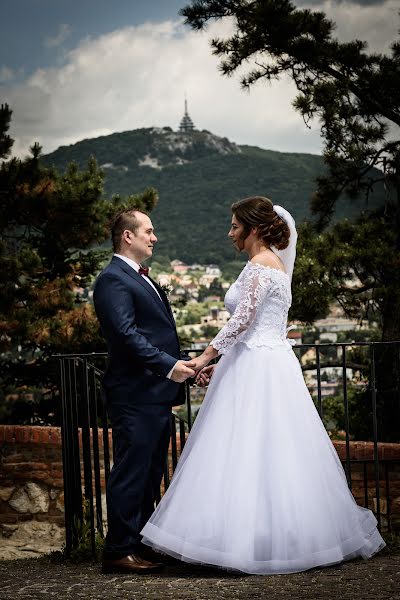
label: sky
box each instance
[0,0,398,157]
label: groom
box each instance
[93,208,196,574]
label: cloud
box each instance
[2,1,398,158]
[305,0,399,53]
[3,20,319,157]
[44,24,71,48]
[0,66,14,83]
[302,0,388,5]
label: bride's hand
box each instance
[195,365,216,387]
[190,345,218,374]
[190,353,211,373]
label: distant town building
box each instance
[200,294,220,303]
[171,260,189,274]
[308,381,340,398]
[300,348,317,367]
[158,273,173,286]
[205,265,221,277]
[314,317,361,332]
[320,332,338,343]
[199,266,222,288]
[185,283,199,299]
[288,330,302,345]
[201,307,230,327]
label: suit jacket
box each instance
[93,256,184,406]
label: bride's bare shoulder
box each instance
[250,252,285,272]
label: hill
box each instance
[43,127,384,264]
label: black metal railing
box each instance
[58,352,193,554]
[56,341,400,555]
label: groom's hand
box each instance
[170,360,196,383]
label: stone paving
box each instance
[0,549,399,600]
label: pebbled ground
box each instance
[0,550,399,600]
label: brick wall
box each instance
[1,426,400,534]
[334,441,400,530]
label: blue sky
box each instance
[1,1,398,157]
[1,1,186,77]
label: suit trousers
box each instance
[103,397,171,559]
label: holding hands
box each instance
[195,364,216,387]
[170,349,214,383]
[170,359,197,383]
[185,345,219,385]
[190,344,218,372]
[172,345,218,384]
[189,353,211,373]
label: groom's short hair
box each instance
[111,208,148,252]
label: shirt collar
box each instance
[114,254,140,273]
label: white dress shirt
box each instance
[114,254,177,379]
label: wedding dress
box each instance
[141,260,385,574]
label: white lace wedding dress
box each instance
[141,262,385,574]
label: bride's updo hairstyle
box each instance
[231,196,290,251]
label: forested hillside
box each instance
[44,127,384,264]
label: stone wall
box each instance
[0,426,65,558]
[1,426,400,558]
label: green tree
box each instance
[181,0,400,333]
[0,103,13,158]
[0,104,158,424]
[201,324,220,338]
[179,303,209,325]
[181,1,400,439]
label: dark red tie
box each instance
[138,265,149,276]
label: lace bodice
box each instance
[211,262,293,354]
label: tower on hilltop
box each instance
[179,96,195,133]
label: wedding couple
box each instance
[93,196,385,576]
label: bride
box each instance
[141,195,385,574]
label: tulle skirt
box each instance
[141,343,386,574]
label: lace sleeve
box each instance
[211,265,271,355]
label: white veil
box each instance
[272,205,297,282]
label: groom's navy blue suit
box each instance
[93,255,183,559]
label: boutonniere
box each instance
[159,282,173,297]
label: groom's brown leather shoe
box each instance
[102,553,164,574]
